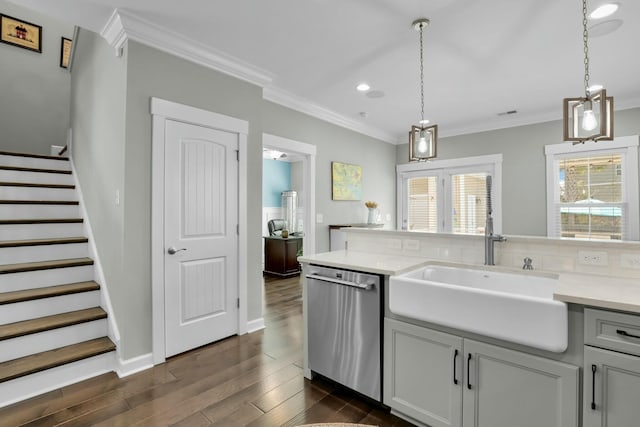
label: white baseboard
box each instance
[116,352,154,378]
[246,317,265,333]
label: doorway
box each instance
[262,133,317,261]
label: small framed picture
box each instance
[0,14,42,53]
[60,37,72,68]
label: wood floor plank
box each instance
[170,411,213,427]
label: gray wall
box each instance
[0,0,73,154]
[70,29,128,350]
[262,102,397,251]
[396,107,640,236]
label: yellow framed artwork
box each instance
[0,14,42,53]
[60,37,72,68]
[331,161,363,201]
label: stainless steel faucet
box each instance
[485,176,505,265]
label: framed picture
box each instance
[60,37,72,68]
[0,14,42,53]
[332,161,363,201]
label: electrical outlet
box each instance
[404,240,420,251]
[621,253,640,269]
[578,250,608,266]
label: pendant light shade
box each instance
[409,18,438,161]
[409,124,437,161]
[563,90,614,142]
[563,0,614,144]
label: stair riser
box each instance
[0,155,70,171]
[0,266,94,292]
[0,242,88,265]
[0,170,74,186]
[0,291,100,324]
[0,351,115,408]
[0,186,76,201]
[0,223,84,240]
[0,204,80,220]
[0,319,107,363]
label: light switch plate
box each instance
[316,213,323,224]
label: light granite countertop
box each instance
[299,250,640,314]
[297,250,429,276]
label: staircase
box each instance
[0,151,116,407]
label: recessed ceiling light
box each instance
[589,3,619,19]
[359,111,369,118]
[356,83,370,92]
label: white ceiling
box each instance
[14,0,640,144]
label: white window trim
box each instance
[397,154,503,234]
[544,135,640,240]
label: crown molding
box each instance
[100,9,274,87]
[263,87,398,144]
[101,9,127,57]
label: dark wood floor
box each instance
[0,275,414,426]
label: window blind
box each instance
[451,173,488,235]
[407,176,438,232]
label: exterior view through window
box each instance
[557,154,623,240]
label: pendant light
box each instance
[563,0,614,144]
[409,18,438,161]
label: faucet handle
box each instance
[523,257,533,270]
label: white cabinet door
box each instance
[584,345,640,427]
[462,339,579,427]
[384,318,463,427]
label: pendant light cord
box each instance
[419,22,425,124]
[583,0,590,98]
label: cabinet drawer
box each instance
[585,308,640,357]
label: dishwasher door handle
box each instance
[305,274,374,290]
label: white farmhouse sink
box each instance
[389,264,568,352]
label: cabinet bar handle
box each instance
[616,329,640,340]
[467,353,472,390]
[591,364,597,410]
[453,349,459,385]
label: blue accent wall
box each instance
[263,159,291,207]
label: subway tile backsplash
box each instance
[344,229,640,279]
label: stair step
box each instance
[0,166,71,175]
[0,282,99,305]
[0,258,94,275]
[0,200,78,205]
[0,337,114,384]
[0,307,107,341]
[0,151,69,162]
[0,237,88,248]
[0,218,83,225]
[0,181,75,189]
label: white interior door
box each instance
[164,119,238,357]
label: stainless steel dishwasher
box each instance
[306,265,382,402]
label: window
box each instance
[397,155,502,235]
[545,136,639,240]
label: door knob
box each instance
[167,246,187,255]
